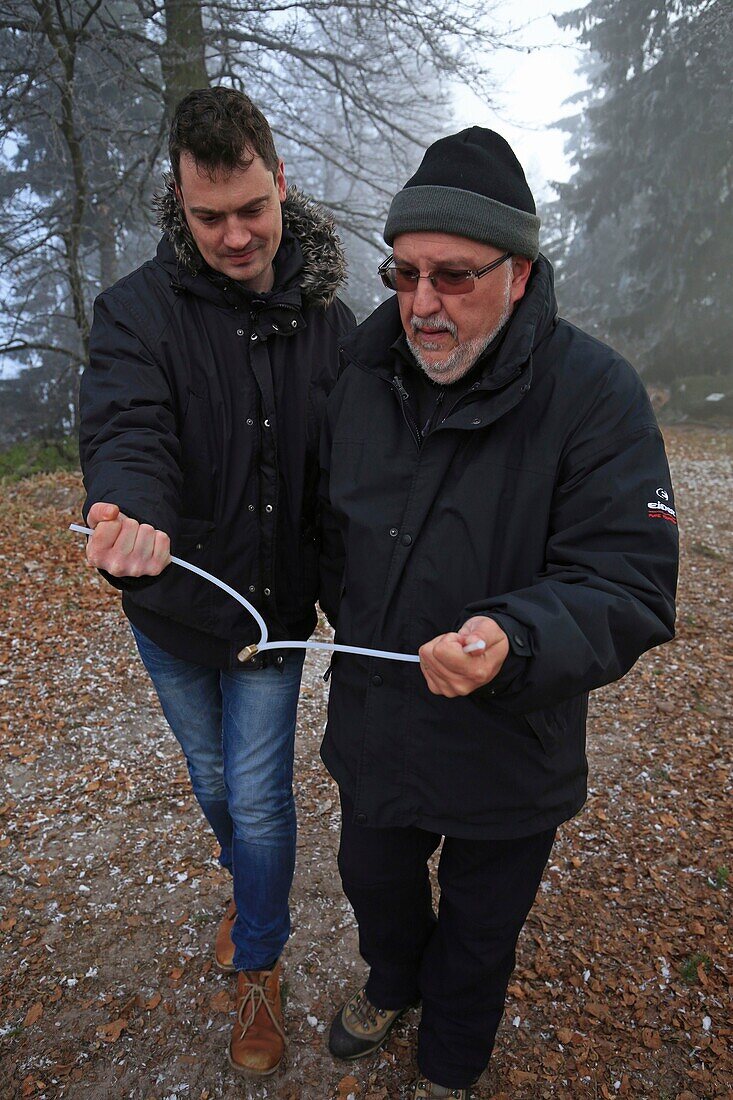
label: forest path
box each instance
[1,427,730,1100]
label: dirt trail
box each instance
[1,427,730,1099]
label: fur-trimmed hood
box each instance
[153,173,347,308]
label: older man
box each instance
[79,87,354,1076]
[319,129,678,1099]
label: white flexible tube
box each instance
[69,523,423,664]
[259,639,421,662]
[70,523,270,640]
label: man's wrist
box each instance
[473,614,531,697]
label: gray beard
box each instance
[407,274,514,385]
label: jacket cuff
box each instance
[98,565,172,593]
[470,613,532,699]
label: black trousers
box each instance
[337,792,556,1089]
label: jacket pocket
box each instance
[522,708,559,754]
[172,517,216,556]
[130,518,218,631]
[522,695,585,755]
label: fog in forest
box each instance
[0,0,730,450]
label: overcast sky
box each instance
[454,0,587,199]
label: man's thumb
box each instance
[88,502,120,527]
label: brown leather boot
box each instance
[228,962,285,1076]
[214,899,237,974]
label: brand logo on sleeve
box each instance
[648,495,677,524]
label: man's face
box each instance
[176,151,287,291]
[392,232,531,384]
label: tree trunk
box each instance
[36,0,90,366]
[161,0,209,124]
[96,204,117,291]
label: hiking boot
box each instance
[228,962,285,1076]
[328,986,412,1060]
[214,899,237,973]
[412,1078,470,1099]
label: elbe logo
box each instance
[656,488,669,501]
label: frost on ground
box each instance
[0,427,730,1099]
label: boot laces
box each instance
[348,988,388,1032]
[236,972,284,1042]
[415,1080,464,1099]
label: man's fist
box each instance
[418,615,509,698]
[86,502,171,578]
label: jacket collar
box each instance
[342,254,558,391]
[153,173,347,307]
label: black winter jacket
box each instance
[319,256,678,838]
[80,184,355,668]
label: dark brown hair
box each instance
[169,87,279,183]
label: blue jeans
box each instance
[131,626,304,971]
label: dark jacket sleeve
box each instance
[462,400,679,713]
[79,290,183,538]
[78,289,183,591]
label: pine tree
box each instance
[551,0,732,381]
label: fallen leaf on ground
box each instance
[23,1003,43,1026]
[96,1018,128,1042]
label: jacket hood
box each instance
[153,173,347,307]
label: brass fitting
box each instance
[237,644,259,663]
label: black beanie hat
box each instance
[384,127,540,260]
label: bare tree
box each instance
[0,0,505,440]
[0,0,161,429]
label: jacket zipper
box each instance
[421,388,446,437]
[391,375,422,448]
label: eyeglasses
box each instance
[378,251,512,295]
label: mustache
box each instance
[410,314,457,339]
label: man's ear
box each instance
[509,256,532,306]
[276,160,287,202]
[173,180,184,208]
